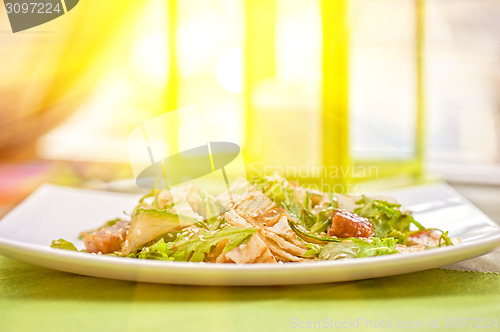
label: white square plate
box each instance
[0,183,499,285]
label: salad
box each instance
[51,174,452,263]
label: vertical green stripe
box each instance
[243,0,276,164]
[166,0,179,153]
[321,0,350,190]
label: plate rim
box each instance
[2,232,500,271]
[1,233,500,285]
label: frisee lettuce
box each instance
[318,238,399,260]
[124,226,257,262]
[354,196,452,246]
[250,175,336,231]
[309,207,336,234]
[319,242,359,260]
[303,243,322,257]
[258,178,304,221]
[438,230,453,247]
[354,196,425,244]
[351,237,399,257]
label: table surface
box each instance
[0,173,499,332]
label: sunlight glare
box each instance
[130,32,168,87]
[216,47,242,94]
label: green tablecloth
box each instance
[1,256,499,332]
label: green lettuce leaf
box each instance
[169,227,257,262]
[50,239,79,251]
[354,196,452,246]
[133,238,175,261]
[318,238,399,260]
[309,207,335,234]
[303,243,322,257]
[351,237,399,258]
[251,176,300,214]
[319,242,359,260]
[438,230,453,247]
[354,197,424,243]
[250,175,333,231]
[128,226,257,262]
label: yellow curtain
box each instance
[0,0,149,158]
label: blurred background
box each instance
[0,0,499,219]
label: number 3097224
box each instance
[5,2,62,14]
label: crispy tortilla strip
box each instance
[224,209,251,228]
[218,234,277,264]
[234,210,259,228]
[234,192,275,216]
[254,208,287,227]
[261,238,307,262]
[259,228,307,257]
[219,209,276,264]
[263,215,306,248]
[251,209,307,249]
[234,210,309,262]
